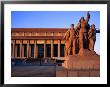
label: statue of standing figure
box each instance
[76,11,90,55]
[88,24,96,51]
[63,24,76,56]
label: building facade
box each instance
[11,28,68,60]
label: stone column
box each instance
[22,44,24,58]
[11,43,12,58]
[36,44,38,58]
[34,40,36,58]
[20,40,22,58]
[13,41,15,58]
[27,40,29,58]
[29,45,31,58]
[44,40,46,58]
[51,40,53,58]
[58,40,61,58]
[15,44,17,58]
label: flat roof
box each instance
[11,28,68,32]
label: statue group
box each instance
[63,12,97,56]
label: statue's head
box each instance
[91,24,95,29]
[80,17,85,22]
[70,24,74,29]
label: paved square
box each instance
[11,66,56,77]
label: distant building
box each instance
[11,28,68,60]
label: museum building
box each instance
[11,28,67,60]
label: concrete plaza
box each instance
[11,66,56,77]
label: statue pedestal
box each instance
[56,50,100,77]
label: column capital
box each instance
[34,40,36,44]
[51,40,53,43]
[27,40,30,44]
[36,40,37,44]
[20,40,22,44]
[58,40,61,43]
[44,40,46,43]
[13,40,15,44]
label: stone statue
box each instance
[62,12,100,72]
[88,24,96,51]
[63,11,98,57]
[69,24,76,55]
[76,11,90,55]
[63,24,76,56]
[63,28,71,56]
[74,26,80,54]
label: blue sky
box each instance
[11,11,100,54]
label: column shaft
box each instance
[58,40,60,58]
[13,41,15,58]
[51,40,53,58]
[34,40,36,58]
[22,45,24,58]
[29,45,31,58]
[20,40,22,58]
[27,41,29,58]
[36,45,38,58]
[44,40,46,58]
[15,44,17,58]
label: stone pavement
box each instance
[11,66,56,77]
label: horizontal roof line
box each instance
[11,28,68,32]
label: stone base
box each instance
[56,66,100,77]
[56,50,100,77]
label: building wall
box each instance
[11,28,67,59]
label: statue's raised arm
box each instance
[85,11,90,23]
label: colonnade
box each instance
[11,40,62,59]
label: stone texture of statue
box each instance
[76,12,90,55]
[88,24,96,51]
[69,24,76,55]
[63,28,70,56]
[63,12,98,56]
[63,24,76,56]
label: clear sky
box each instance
[11,11,100,55]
